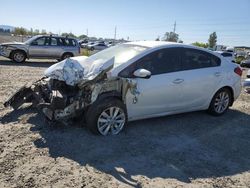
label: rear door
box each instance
[62,38,77,55]
[46,37,63,58]
[179,47,222,108]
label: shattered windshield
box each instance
[85,44,148,68]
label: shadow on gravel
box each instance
[0,59,55,68]
[1,107,250,186]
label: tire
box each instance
[90,47,94,51]
[208,88,232,116]
[61,53,73,60]
[86,98,127,135]
[11,50,26,63]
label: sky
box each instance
[1,0,250,46]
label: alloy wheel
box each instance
[97,107,125,135]
[214,91,230,114]
[13,52,25,62]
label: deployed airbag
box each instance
[44,56,114,86]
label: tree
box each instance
[61,32,77,38]
[162,31,179,42]
[78,34,88,39]
[41,29,47,34]
[13,27,27,35]
[27,28,33,35]
[155,36,160,41]
[192,42,209,48]
[33,29,40,35]
[208,32,217,48]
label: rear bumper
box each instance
[232,79,242,101]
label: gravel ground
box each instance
[0,56,250,188]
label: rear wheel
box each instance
[11,50,26,63]
[86,98,127,135]
[208,88,232,116]
[61,53,73,60]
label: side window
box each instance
[50,38,58,46]
[57,38,64,46]
[64,39,76,47]
[44,37,50,46]
[32,37,45,45]
[64,38,70,46]
[71,39,76,46]
[119,48,182,77]
[182,48,221,70]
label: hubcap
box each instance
[14,52,24,62]
[214,91,230,113]
[97,107,125,135]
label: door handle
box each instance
[214,72,221,77]
[173,78,184,84]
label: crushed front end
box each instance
[3,56,139,124]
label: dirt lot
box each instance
[0,56,250,188]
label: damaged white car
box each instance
[4,41,242,135]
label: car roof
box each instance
[35,35,76,40]
[126,41,181,48]
[125,41,222,59]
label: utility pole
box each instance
[86,29,88,37]
[173,21,176,33]
[114,26,117,41]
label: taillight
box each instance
[234,67,242,76]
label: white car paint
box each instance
[43,41,242,122]
[111,42,241,121]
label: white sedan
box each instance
[85,41,242,135]
[5,41,242,136]
[87,42,108,51]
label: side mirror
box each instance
[31,41,38,45]
[133,69,151,79]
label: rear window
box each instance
[221,52,232,57]
[182,48,221,70]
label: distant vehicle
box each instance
[87,42,108,51]
[215,51,235,63]
[106,41,114,47]
[240,58,250,68]
[0,35,80,63]
[243,70,250,93]
[247,70,250,78]
[79,39,88,48]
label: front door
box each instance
[28,37,51,58]
[119,47,183,120]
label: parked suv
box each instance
[0,35,80,63]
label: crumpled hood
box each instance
[1,42,25,46]
[44,56,114,86]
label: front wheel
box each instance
[12,50,26,63]
[86,98,127,135]
[208,88,232,116]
